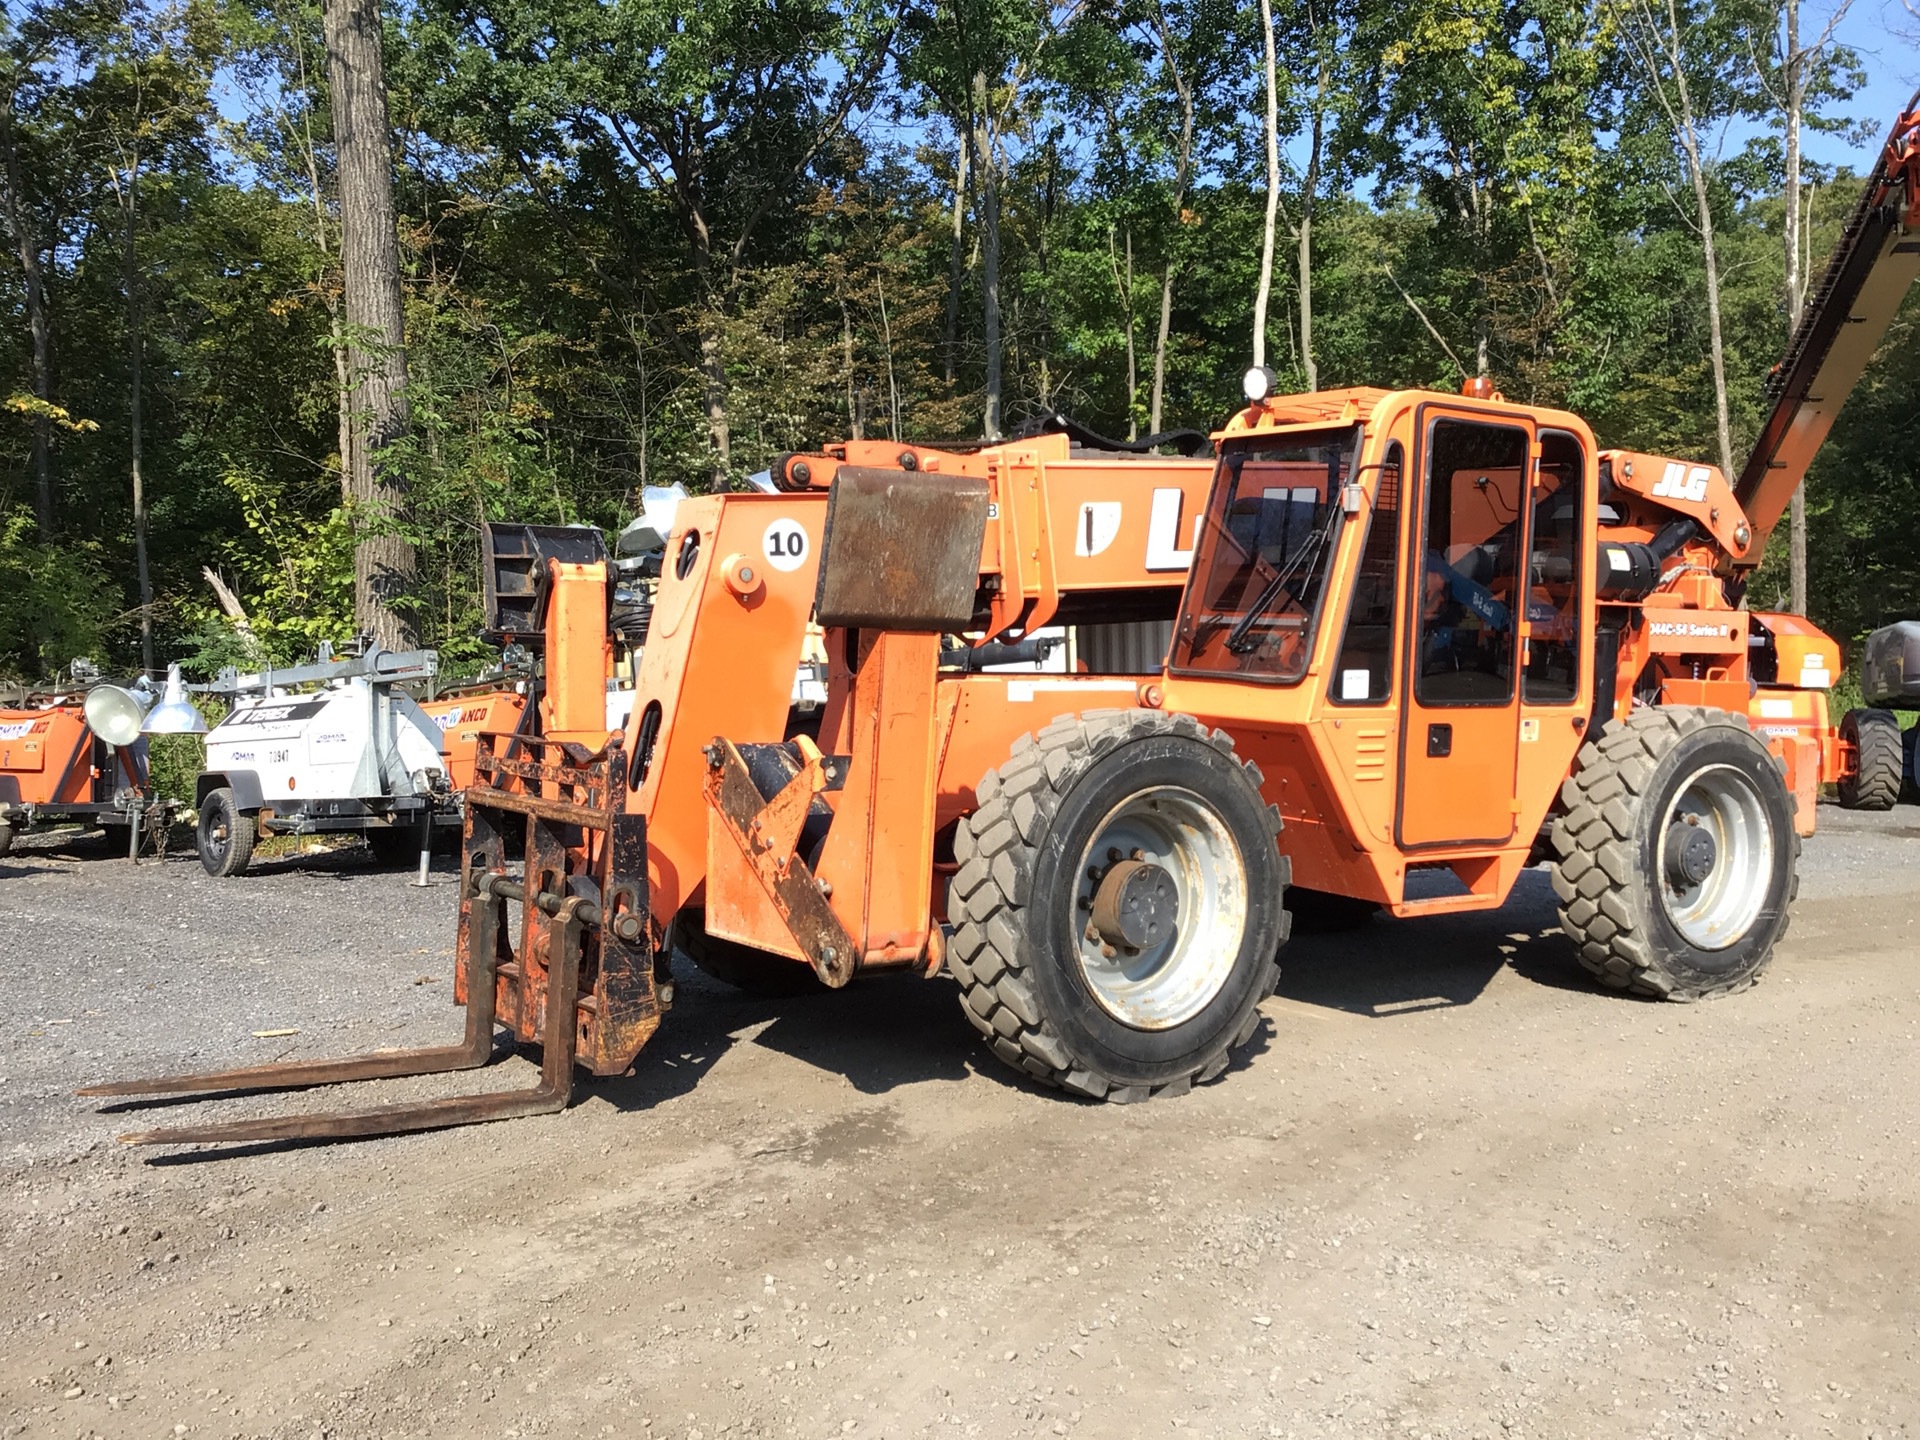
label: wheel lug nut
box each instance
[1107,847,1124,863]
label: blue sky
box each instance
[1798,0,1918,171]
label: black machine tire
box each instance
[946,710,1289,1102]
[1837,707,1902,811]
[676,907,827,996]
[1550,707,1798,1001]
[1904,724,1920,805]
[0,821,13,857]
[197,788,257,878]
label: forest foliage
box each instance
[1,0,1914,683]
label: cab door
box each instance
[1396,409,1534,848]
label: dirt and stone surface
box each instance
[2,806,1917,1440]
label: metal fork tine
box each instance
[74,1035,494,1100]
[103,897,585,1149]
[111,1076,568,1146]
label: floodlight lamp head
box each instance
[1242,365,1276,403]
[83,683,152,747]
[141,663,208,735]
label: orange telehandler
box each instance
[82,92,1920,1145]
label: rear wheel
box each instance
[0,821,14,858]
[1837,707,1901,810]
[197,788,256,878]
[675,907,827,995]
[1551,707,1798,1000]
[1904,724,1920,804]
[947,710,1289,1102]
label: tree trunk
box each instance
[1149,3,1193,435]
[840,292,863,440]
[875,272,901,440]
[1625,0,1735,477]
[1677,122,1736,478]
[1781,0,1809,615]
[2,93,56,535]
[1251,0,1281,370]
[122,171,153,675]
[698,320,731,488]
[323,0,416,650]
[1110,226,1138,440]
[944,133,967,389]
[970,69,1003,440]
[1297,55,1327,393]
[289,26,354,495]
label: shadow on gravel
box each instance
[596,965,1001,1117]
[0,859,66,878]
[1276,868,1600,1018]
[115,870,1609,1164]
[217,848,468,883]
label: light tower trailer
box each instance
[191,645,454,877]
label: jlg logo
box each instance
[1652,462,1711,503]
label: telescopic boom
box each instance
[1733,90,1920,559]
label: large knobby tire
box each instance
[0,821,14,858]
[197,788,257,878]
[675,907,827,996]
[947,710,1290,1102]
[1837,707,1901,811]
[1550,707,1799,1001]
[1904,724,1920,805]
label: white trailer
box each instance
[193,646,452,876]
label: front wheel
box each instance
[197,788,257,878]
[947,710,1289,1102]
[1551,707,1798,1000]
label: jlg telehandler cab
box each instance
[84,91,1920,1146]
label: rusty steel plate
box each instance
[812,466,989,632]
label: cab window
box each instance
[1329,442,1403,705]
[1170,426,1360,683]
[1522,430,1586,704]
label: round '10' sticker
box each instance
[762,518,809,572]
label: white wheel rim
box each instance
[1658,763,1773,951]
[1072,786,1249,1030]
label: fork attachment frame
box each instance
[78,735,665,1147]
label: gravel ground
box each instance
[1,805,1917,1440]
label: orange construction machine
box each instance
[420,687,531,792]
[0,668,176,859]
[84,94,1920,1145]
